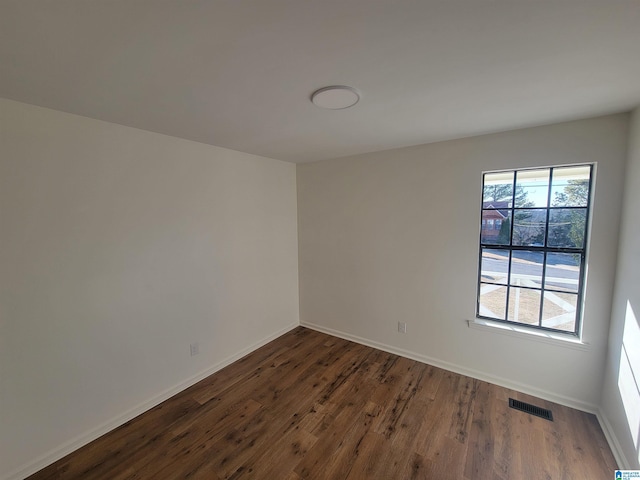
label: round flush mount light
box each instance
[311,85,360,109]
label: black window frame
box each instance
[476,164,594,336]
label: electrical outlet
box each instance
[190,342,199,356]
[398,322,407,334]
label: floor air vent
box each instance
[509,398,553,421]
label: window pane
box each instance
[515,169,550,208]
[479,283,507,320]
[548,208,587,248]
[551,166,590,207]
[483,171,514,204]
[544,253,580,293]
[510,251,543,288]
[481,249,509,285]
[541,292,577,332]
[512,209,546,246]
[507,287,541,325]
[481,210,511,245]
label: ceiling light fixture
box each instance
[311,85,360,110]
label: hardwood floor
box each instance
[27,327,617,479]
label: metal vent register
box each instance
[509,398,553,421]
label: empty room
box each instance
[1,1,639,479]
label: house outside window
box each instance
[477,165,593,335]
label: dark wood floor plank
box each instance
[374,357,426,439]
[292,384,379,478]
[109,399,265,480]
[227,425,317,480]
[49,396,204,480]
[307,402,382,480]
[397,452,430,480]
[26,327,618,480]
[463,380,496,480]
[424,436,470,480]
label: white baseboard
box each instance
[3,322,298,480]
[301,321,599,413]
[596,408,632,470]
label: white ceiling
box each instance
[2,1,639,163]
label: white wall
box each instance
[0,99,299,479]
[601,107,640,469]
[298,114,628,412]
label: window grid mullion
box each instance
[504,172,517,321]
[480,244,582,254]
[538,167,555,327]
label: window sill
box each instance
[467,318,590,351]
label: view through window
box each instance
[477,165,593,335]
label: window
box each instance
[477,165,593,335]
